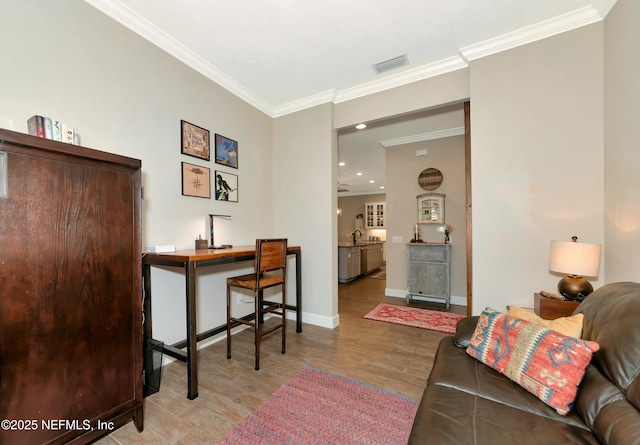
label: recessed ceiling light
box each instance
[380,186,385,189]
[355,123,366,130]
[356,172,363,176]
[369,180,375,183]
[338,161,345,166]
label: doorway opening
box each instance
[336,102,471,316]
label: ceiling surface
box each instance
[84,0,615,195]
[337,104,465,195]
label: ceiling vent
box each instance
[372,53,409,74]
[337,183,350,192]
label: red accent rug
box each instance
[363,303,465,334]
[217,366,418,445]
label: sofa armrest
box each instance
[453,316,480,348]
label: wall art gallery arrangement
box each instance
[180,120,238,202]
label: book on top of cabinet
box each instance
[26,114,78,144]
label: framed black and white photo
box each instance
[214,170,238,202]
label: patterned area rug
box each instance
[217,366,418,445]
[363,303,465,334]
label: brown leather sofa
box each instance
[408,282,640,445]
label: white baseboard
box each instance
[385,287,467,307]
[300,311,340,328]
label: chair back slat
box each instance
[255,239,287,274]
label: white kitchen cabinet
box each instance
[361,243,383,274]
[338,246,362,283]
[365,201,385,228]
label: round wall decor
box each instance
[418,168,443,190]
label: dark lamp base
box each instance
[557,275,593,301]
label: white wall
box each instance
[603,0,640,282]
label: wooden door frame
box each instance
[464,101,473,316]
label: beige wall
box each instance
[334,23,606,315]
[1,0,633,334]
[385,136,467,304]
[0,1,274,345]
[603,0,640,282]
[469,23,605,312]
[273,103,338,327]
[334,69,470,130]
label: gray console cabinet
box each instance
[406,243,451,309]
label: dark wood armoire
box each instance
[0,129,144,444]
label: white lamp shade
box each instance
[549,240,602,277]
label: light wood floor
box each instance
[96,268,465,444]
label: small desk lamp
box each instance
[549,236,602,301]
[209,214,231,249]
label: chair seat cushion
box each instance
[227,272,284,290]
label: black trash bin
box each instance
[143,337,164,397]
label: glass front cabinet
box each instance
[365,201,385,228]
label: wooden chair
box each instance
[226,238,288,370]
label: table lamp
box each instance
[548,236,602,301]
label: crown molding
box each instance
[591,0,619,18]
[271,90,337,118]
[459,6,603,62]
[379,127,465,148]
[271,56,467,117]
[334,56,468,104]
[338,190,386,198]
[82,0,274,116]
[85,1,611,118]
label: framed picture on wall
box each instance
[182,162,211,198]
[214,170,238,202]
[214,134,238,168]
[181,120,210,161]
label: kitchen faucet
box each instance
[352,230,362,245]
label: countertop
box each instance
[338,241,385,248]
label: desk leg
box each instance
[185,262,198,400]
[296,251,302,333]
[143,262,153,339]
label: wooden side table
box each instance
[534,293,580,319]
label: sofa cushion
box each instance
[507,306,584,338]
[430,338,589,429]
[577,283,640,409]
[453,315,480,348]
[466,308,599,415]
[409,380,600,445]
[574,282,640,443]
